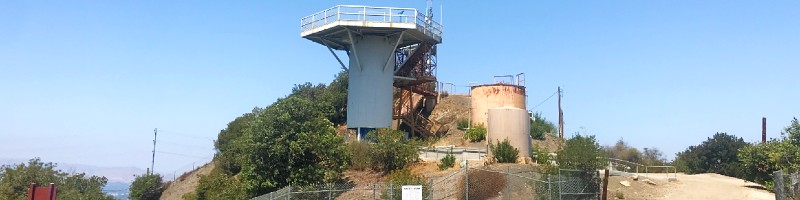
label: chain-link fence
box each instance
[252,166,602,200]
[775,170,800,200]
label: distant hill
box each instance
[0,158,146,183]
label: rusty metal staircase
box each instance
[392,43,439,137]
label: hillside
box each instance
[160,162,214,200]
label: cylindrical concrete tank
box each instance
[487,107,532,158]
[470,84,526,127]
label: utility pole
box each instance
[558,87,564,139]
[151,128,157,175]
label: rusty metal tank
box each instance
[470,83,526,127]
[487,107,532,158]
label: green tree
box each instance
[530,112,556,140]
[604,138,642,163]
[642,147,666,166]
[557,134,604,171]
[129,173,164,200]
[321,70,348,125]
[368,129,420,173]
[0,158,114,200]
[783,117,800,146]
[673,132,748,178]
[238,96,349,195]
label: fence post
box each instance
[465,160,469,200]
[547,175,552,200]
[602,169,609,200]
[429,179,433,200]
[390,180,394,200]
[504,167,510,200]
[776,170,784,200]
[287,185,292,200]
[328,183,332,200]
[373,182,377,200]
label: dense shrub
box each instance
[532,145,549,164]
[190,168,247,200]
[673,132,748,178]
[0,158,114,200]
[491,139,519,163]
[368,129,421,173]
[347,141,372,171]
[439,152,456,170]
[464,124,486,142]
[557,134,604,171]
[456,118,470,130]
[738,118,800,191]
[130,173,164,200]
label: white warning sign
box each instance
[401,185,423,200]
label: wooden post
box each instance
[602,169,610,200]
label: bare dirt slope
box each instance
[661,173,773,200]
[609,173,773,200]
[160,162,214,200]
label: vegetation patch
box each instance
[491,139,519,163]
[464,124,486,142]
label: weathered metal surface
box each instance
[470,84,526,128]
[488,107,532,158]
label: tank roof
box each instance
[470,83,526,89]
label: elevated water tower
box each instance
[301,5,442,140]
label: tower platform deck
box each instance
[300,5,442,49]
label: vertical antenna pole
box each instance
[151,128,157,175]
[762,117,767,143]
[558,87,564,139]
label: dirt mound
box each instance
[532,133,563,153]
[429,95,471,147]
[160,162,214,200]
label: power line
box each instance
[155,151,206,159]
[157,129,215,141]
[531,90,558,110]
[159,140,213,150]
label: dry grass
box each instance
[159,162,214,200]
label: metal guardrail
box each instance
[300,5,443,38]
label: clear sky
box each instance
[1,0,799,175]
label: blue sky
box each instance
[1,0,799,175]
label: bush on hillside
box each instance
[491,139,519,163]
[530,112,556,140]
[456,118,470,130]
[130,173,164,200]
[738,118,800,191]
[464,124,486,142]
[673,132,748,178]
[439,151,456,170]
[557,134,604,171]
[190,168,247,200]
[347,141,372,171]
[368,129,421,173]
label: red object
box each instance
[27,183,57,200]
